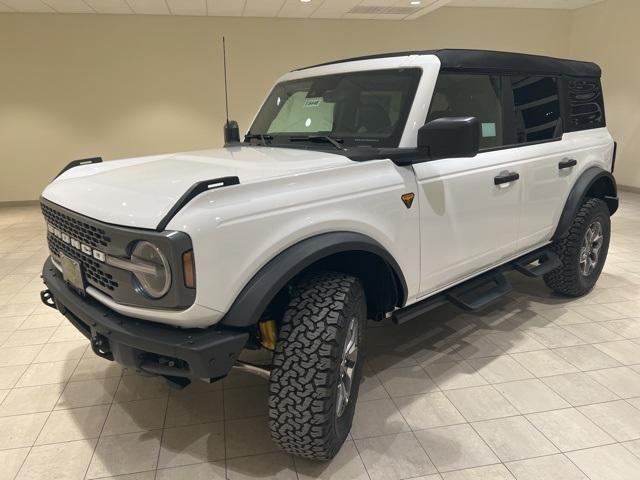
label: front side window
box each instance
[426,73,504,150]
[511,76,562,143]
[249,69,422,149]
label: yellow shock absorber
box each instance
[259,319,277,351]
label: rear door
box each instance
[412,73,523,295]
[505,75,578,249]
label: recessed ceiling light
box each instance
[300,0,311,3]
[410,0,421,4]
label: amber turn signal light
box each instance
[182,250,196,288]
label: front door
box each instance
[413,150,522,296]
[413,72,522,296]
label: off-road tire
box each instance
[544,198,610,296]
[268,271,366,460]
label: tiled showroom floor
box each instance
[1,193,640,480]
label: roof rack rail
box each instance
[156,176,240,232]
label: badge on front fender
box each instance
[401,193,415,209]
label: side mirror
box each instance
[224,120,241,145]
[417,116,480,160]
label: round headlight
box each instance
[131,241,171,299]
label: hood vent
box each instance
[348,5,422,15]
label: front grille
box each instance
[48,235,119,291]
[40,198,196,310]
[42,202,119,294]
[42,202,111,249]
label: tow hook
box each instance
[40,289,57,309]
[91,334,114,361]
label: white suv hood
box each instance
[42,146,352,229]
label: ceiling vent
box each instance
[348,5,422,15]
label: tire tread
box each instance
[544,197,610,296]
[268,271,365,460]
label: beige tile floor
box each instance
[0,192,639,480]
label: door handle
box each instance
[494,172,520,185]
[559,158,577,170]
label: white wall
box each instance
[570,0,640,190]
[0,8,573,202]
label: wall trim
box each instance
[618,184,640,194]
[0,200,39,208]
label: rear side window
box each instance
[511,76,562,143]
[426,73,504,150]
[565,77,605,131]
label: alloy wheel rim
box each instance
[579,220,603,276]
[336,317,358,418]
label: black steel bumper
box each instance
[41,257,248,381]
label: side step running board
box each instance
[392,245,560,325]
[511,248,561,277]
[393,271,513,324]
[392,294,449,325]
[446,271,512,311]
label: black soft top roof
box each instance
[297,49,601,77]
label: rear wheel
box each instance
[544,198,610,296]
[268,271,366,460]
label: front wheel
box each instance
[268,271,366,460]
[544,198,611,296]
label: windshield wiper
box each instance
[288,135,346,151]
[244,133,273,146]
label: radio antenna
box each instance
[221,36,240,145]
[222,36,230,126]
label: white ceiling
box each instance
[0,0,605,19]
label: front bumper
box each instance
[41,257,248,381]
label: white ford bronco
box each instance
[40,49,618,460]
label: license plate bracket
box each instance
[60,253,86,293]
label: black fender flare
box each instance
[220,232,408,328]
[553,166,618,240]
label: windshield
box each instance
[248,68,422,149]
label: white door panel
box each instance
[516,139,578,249]
[413,150,521,295]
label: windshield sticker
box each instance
[482,122,497,138]
[303,97,322,108]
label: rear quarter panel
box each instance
[556,128,615,215]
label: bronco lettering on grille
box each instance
[48,223,106,263]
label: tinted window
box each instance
[566,77,605,131]
[249,69,422,148]
[511,76,562,143]
[427,74,503,149]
